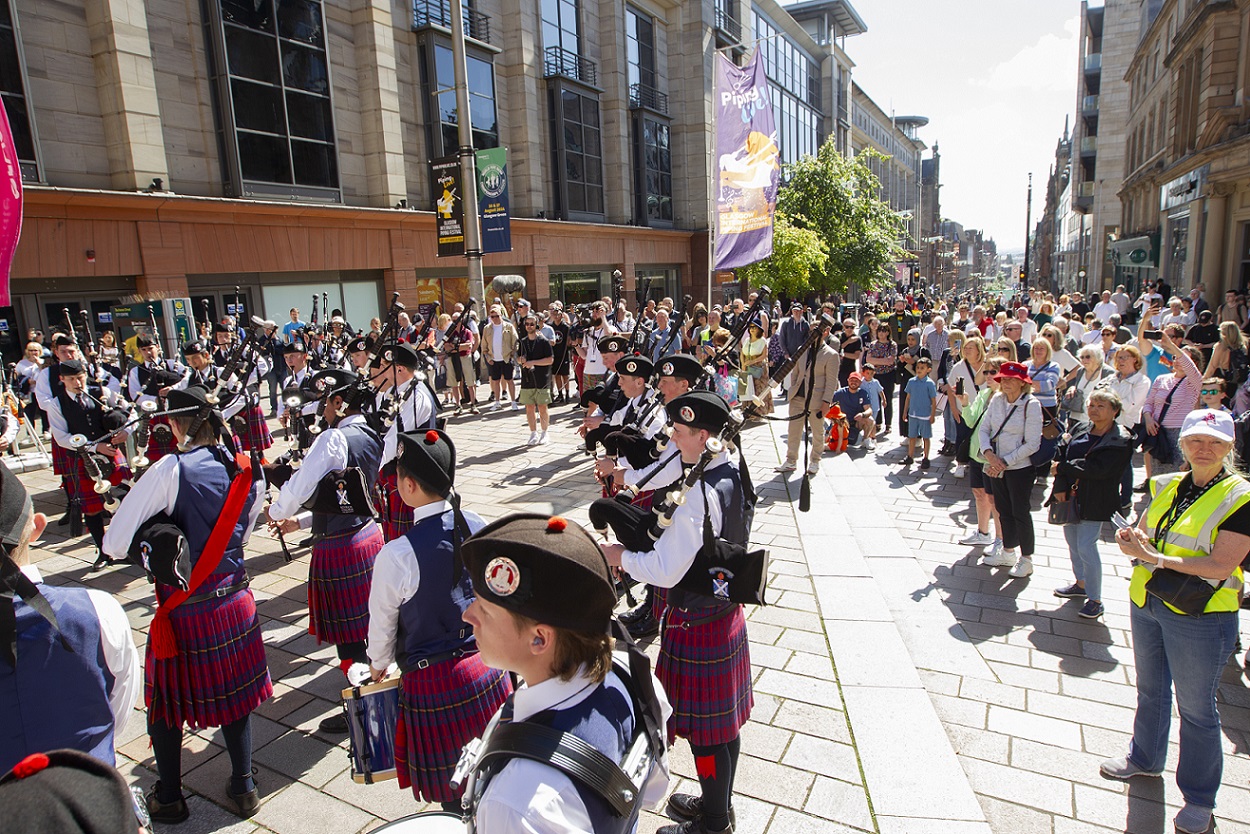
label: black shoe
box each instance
[657,817,733,834]
[226,772,260,818]
[56,510,71,527]
[146,784,190,825]
[318,713,349,734]
[626,609,660,640]
[1133,481,1150,493]
[619,601,649,626]
[902,456,915,466]
[919,458,931,470]
[667,793,736,829]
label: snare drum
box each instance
[372,811,463,832]
[342,677,400,784]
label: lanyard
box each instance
[1152,470,1228,549]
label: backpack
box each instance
[1234,410,1250,475]
[825,405,850,453]
[1222,347,1249,391]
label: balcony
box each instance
[1084,53,1102,74]
[544,46,597,86]
[715,7,742,46]
[412,0,492,44]
[1074,180,1094,212]
[1082,95,1099,114]
[629,83,669,115]
[1079,136,1098,156]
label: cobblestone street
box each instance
[15,399,1250,833]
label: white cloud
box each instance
[974,15,1080,93]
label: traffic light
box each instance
[911,265,920,282]
[1020,266,1027,281]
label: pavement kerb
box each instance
[759,418,991,830]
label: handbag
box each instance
[1143,567,1217,616]
[1141,383,1179,465]
[1046,492,1080,525]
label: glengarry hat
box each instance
[396,429,456,495]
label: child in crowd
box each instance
[904,357,937,469]
[1199,377,1233,413]
[858,363,884,437]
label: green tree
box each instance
[777,141,911,296]
[736,210,828,299]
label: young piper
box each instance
[366,429,511,810]
[903,356,938,469]
[458,513,671,833]
[602,390,753,834]
[376,342,439,541]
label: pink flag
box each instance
[0,103,24,306]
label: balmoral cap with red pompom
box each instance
[395,428,456,495]
[462,512,617,633]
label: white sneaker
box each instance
[1008,556,1034,578]
[511,401,520,411]
[952,463,967,478]
[527,430,539,445]
[775,462,797,472]
[959,530,993,546]
[865,438,876,451]
[538,431,549,444]
[980,546,1016,568]
[490,400,500,412]
[850,438,863,449]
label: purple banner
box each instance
[0,103,23,306]
[713,52,779,271]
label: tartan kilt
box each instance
[51,441,74,476]
[308,521,382,645]
[240,403,272,452]
[145,573,273,730]
[65,452,130,515]
[377,469,415,542]
[658,604,752,746]
[394,653,511,802]
[145,415,177,463]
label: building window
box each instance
[547,83,604,221]
[418,36,498,160]
[205,0,340,200]
[549,270,606,306]
[635,267,679,302]
[631,115,672,225]
[0,0,39,182]
[625,7,655,93]
[753,9,822,166]
[541,0,580,56]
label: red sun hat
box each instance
[992,361,1032,384]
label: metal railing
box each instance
[1077,181,1095,197]
[544,46,597,85]
[412,0,492,44]
[1082,94,1099,113]
[629,83,669,114]
[715,7,742,43]
[1084,53,1102,73]
[1080,136,1098,154]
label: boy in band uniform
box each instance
[376,343,439,541]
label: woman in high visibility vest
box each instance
[1101,408,1250,834]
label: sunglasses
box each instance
[1201,389,1220,396]
[998,347,1013,353]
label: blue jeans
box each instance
[1062,519,1104,601]
[1128,595,1238,810]
[944,405,957,447]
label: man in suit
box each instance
[776,318,838,476]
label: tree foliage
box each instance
[736,211,828,300]
[776,141,911,296]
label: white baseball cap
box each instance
[1179,409,1235,443]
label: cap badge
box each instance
[662,362,674,375]
[383,350,393,361]
[485,556,520,597]
[625,360,636,373]
[679,405,696,423]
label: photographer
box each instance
[576,302,617,394]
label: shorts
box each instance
[968,460,987,490]
[518,388,551,406]
[488,361,513,381]
[908,416,932,439]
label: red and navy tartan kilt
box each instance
[394,652,511,802]
[145,415,177,463]
[658,604,752,746]
[378,470,414,542]
[240,403,272,453]
[51,441,74,476]
[145,572,273,730]
[308,521,382,645]
[64,453,130,515]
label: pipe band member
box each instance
[34,334,83,524]
[603,391,754,834]
[459,513,672,834]
[278,340,318,450]
[211,325,274,457]
[268,369,384,734]
[376,342,440,541]
[126,333,189,464]
[366,429,510,810]
[102,385,271,824]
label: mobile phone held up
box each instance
[1143,330,1164,340]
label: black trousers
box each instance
[876,370,896,428]
[989,467,1036,555]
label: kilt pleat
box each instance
[51,441,74,476]
[308,522,382,644]
[65,453,130,515]
[241,404,272,452]
[145,574,272,730]
[393,653,511,802]
[657,604,752,746]
[378,470,414,542]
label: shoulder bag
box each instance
[1141,383,1180,466]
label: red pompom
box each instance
[546,516,568,533]
[425,430,440,443]
[12,753,49,780]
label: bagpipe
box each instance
[701,287,771,377]
[66,401,139,515]
[265,383,320,489]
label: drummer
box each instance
[459,513,671,832]
[365,429,510,811]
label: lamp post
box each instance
[449,0,485,303]
[1022,173,1032,295]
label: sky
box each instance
[793,0,1086,254]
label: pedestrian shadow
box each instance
[1122,776,1168,834]
[1025,615,1120,677]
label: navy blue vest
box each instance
[313,420,381,535]
[395,508,485,672]
[668,460,751,611]
[0,585,116,774]
[55,382,107,440]
[173,445,254,582]
[527,677,638,834]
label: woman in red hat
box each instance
[976,362,1043,578]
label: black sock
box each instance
[689,742,733,831]
[726,736,741,795]
[336,641,368,666]
[84,513,105,551]
[148,718,184,802]
[439,800,462,815]
[222,715,255,794]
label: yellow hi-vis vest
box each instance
[1133,471,1250,614]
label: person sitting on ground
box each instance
[831,372,876,451]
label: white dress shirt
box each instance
[268,414,368,521]
[126,360,190,410]
[44,386,132,452]
[381,378,438,464]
